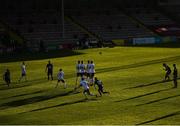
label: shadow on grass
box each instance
[21,98,98,114]
[1,54,180,91]
[115,88,171,102]
[123,79,179,90]
[0,72,76,91]
[136,93,180,107]
[96,55,180,74]
[0,90,80,109]
[0,90,47,100]
[0,83,32,91]
[0,78,48,91]
[0,49,83,63]
[137,111,180,125]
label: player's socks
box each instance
[64,83,67,89]
[55,83,58,88]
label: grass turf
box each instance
[0,46,180,125]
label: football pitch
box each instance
[0,47,180,125]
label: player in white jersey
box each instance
[90,61,95,78]
[86,60,91,78]
[89,60,95,85]
[80,61,86,76]
[75,60,81,86]
[75,77,97,99]
[19,61,27,82]
[76,61,81,77]
[56,69,67,88]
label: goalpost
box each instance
[61,0,65,39]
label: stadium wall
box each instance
[132,36,177,45]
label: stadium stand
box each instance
[126,7,180,36]
[161,5,180,19]
[127,7,174,26]
[0,0,179,52]
[0,9,97,50]
[71,9,154,41]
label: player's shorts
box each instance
[22,73,26,76]
[86,73,90,77]
[58,79,65,83]
[98,85,103,92]
[81,72,86,76]
[166,72,171,77]
[48,71,53,76]
[167,70,171,75]
[83,89,91,95]
[5,78,10,83]
[90,73,95,78]
[77,73,82,77]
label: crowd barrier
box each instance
[132,36,177,45]
[112,36,178,46]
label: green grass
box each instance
[0,47,180,125]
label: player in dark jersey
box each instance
[3,69,10,87]
[163,63,171,81]
[94,77,109,96]
[46,60,53,80]
[173,64,178,88]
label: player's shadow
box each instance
[123,79,178,90]
[115,88,171,102]
[137,111,180,125]
[136,94,180,107]
[96,55,180,74]
[0,90,80,109]
[0,84,34,91]
[20,98,97,114]
[0,78,47,91]
[0,90,47,100]
[0,74,75,91]
[0,50,83,63]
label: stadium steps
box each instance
[121,8,158,37]
[65,16,114,47]
[0,19,25,45]
[65,16,99,39]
